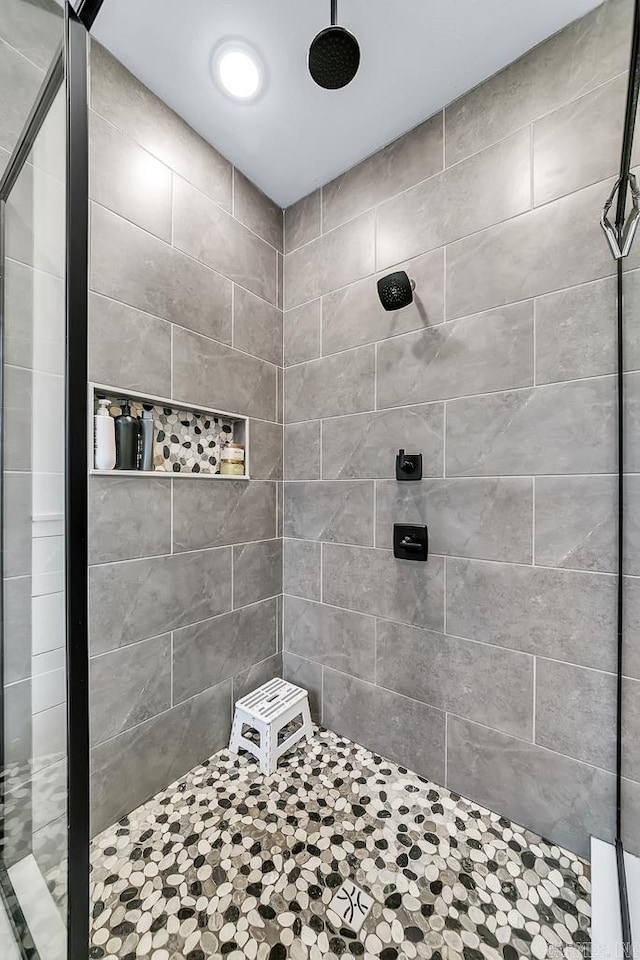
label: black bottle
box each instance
[115,401,140,470]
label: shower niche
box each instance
[89,383,250,479]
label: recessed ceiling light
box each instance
[212,41,265,102]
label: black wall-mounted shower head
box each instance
[309,0,360,90]
[377,271,416,311]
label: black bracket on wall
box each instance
[393,524,428,561]
[396,448,422,481]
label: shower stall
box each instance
[0,0,639,956]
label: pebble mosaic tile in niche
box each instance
[107,401,237,474]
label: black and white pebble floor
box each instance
[89,727,591,960]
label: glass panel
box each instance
[1,84,67,959]
[0,0,65,182]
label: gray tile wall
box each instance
[88,43,284,835]
[282,0,638,858]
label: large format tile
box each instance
[446,715,615,858]
[89,476,171,565]
[323,669,445,784]
[4,576,31,684]
[284,481,374,545]
[173,598,277,703]
[444,0,632,166]
[537,659,640,783]
[625,576,640,681]
[0,0,62,71]
[284,422,320,479]
[283,300,321,367]
[535,658,616,774]
[377,301,533,408]
[4,258,64,374]
[90,679,232,835]
[4,473,31,579]
[323,543,444,631]
[377,130,530,269]
[536,271,640,383]
[232,652,283,705]
[446,378,616,476]
[88,293,171,397]
[284,595,375,681]
[445,180,616,320]
[248,419,283,480]
[533,74,632,206]
[284,190,321,254]
[536,276,615,383]
[0,38,43,155]
[90,42,232,210]
[173,479,276,551]
[233,169,283,251]
[89,634,171,746]
[321,249,445,357]
[233,285,282,365]
[376,477,533,562]
[446,558,617,672]
[285,212,375,310]
[534,475,622,574]
[89,548,231,655]
[173,177,277,305]
[322,114,443,233]
[283,346,375,422]
[321,405,443,480]
[90,204,232,343]
[172,326,276,421]
[233,539,282,608]
[622,778,640,857]
[282,653,322,720]
[89,110,172,241]
[283,538,321,600]
[377,620,533,739]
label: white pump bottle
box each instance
[94,398,116,470]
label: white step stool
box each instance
[229,678,313,775]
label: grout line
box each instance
[319,419,323,479]
[532,656,537,743]
[170,632,174,707]
[532,297,537,387]
[444,713,448,787]
[374,618,378,685]
[443,557,447,634]
[170,477,174,554]
[529,123,535,210]
[320,665,324,726]
[170,324,174,399]
[372,479,377,547]
[230,547,235,610]
[441,108,446,170]
[374,342,378,412]
[532,476,536,566]
[231,283,235,349]
[442,400,447,478]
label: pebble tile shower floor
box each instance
[89,728,591,960]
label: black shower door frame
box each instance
[0,2,103,957]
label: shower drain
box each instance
[328,879,374,933]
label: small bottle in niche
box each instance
[220,443,245,476]
[115,401,140,470]
[94,398,116,470]
[139,406,155,472]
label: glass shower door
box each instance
[1,67,68,960]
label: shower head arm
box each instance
[331,0,337,25]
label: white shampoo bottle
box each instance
[94,398,116,470]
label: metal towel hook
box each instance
[601,173,640,259]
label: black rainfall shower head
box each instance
[309,1,360,89]
[377,271,415,311]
